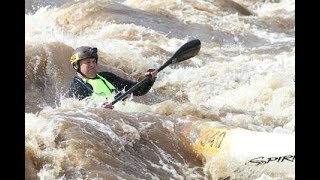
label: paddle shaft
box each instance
[111,76,151,105]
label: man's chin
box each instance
[87,73,96,79]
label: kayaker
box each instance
[67,46,158,109]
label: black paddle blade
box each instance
[157,39,201,72]
[172,39,201,63]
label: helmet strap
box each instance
[78,71,90,79]
[73,62,79,71]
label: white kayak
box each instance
[179,122,295,179]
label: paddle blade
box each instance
[172,39,201,63]
[157,39,201,72]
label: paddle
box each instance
[111,39,201,105]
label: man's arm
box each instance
[99,72,155,96]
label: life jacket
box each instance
[74,74,127,105]
[82,74,116,99]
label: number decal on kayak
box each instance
[194,127,227,156]
[200,130,226,148]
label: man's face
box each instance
[79,58,97,78]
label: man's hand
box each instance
[102,102,114,109]
[145,69,158,80]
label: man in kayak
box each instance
[67,46,158,109]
